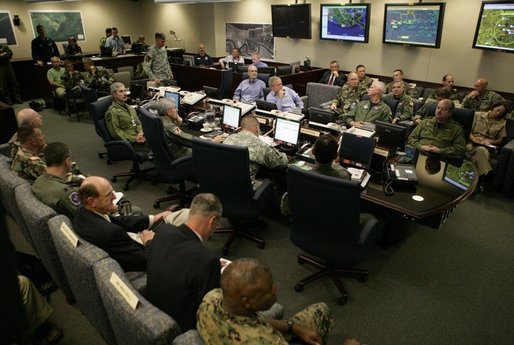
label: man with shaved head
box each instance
[197,257,334,345]
[9,108,43,158]
[73,176,171,271]
[408,99,466,159]
[462,78,504,112]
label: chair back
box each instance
[14,183,74,301]
[93,257,181,345]
[242,72,271,85]
[192,138,255,218]
[287,166,370,264]
[202,85,219,99]
[382,95,399,114]
[90,96,114,143]
[422,87,435,100]
[451,107,475,139]
[117,66,134,79]
[80,84,98,110]
[218,69,233,100]
[305,82,341,108]
[113,71,132,88]
[48,215,116,345]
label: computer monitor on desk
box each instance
[339,132,376,170]
[375,121,407,152]
[228,62,245,71]
[255,99,277,112]
[121,35,131,50]
[164,90,181,110]
[274,117,301,147]
[257,67,276,76]
[222,104,242,131]
[309,107,337,124]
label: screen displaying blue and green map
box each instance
[320,4,369,42]
[384,4,444,47]
[474,3,514,52]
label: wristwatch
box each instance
[284,319,294,334]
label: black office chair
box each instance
[192,138,273,255]
[382,96,399,114]
[138,107,196,208]
[202,85,220,99]
[242,72,271,86]
[287,166,380,305]
[89,96,154,190]
[451,108,475,139]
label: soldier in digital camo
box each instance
[143,32,174,86]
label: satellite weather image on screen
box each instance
[384,4,443,47]
[473,3,514,52]
[444,161,475,191]
[320,4,370,42]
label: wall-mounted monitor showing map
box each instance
[472,1,514,53]
[383,3,445,48]
[320,3,371,43]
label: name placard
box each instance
[109,272,139,310]
[60,222,79,248]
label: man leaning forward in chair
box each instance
[197,257,335,345]
[105,82,148,152]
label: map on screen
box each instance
[383,4,444,47]
[444,161,475,191]
[320,4,370,42]
[473,3,514,52]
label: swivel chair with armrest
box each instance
[138,107,196,209]
[287,166,380,305]
[192,138,273,255]
[89,96,154,191]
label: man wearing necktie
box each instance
[319,60,346,87]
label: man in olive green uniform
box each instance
[224,116,288,190]
[0,43,22,105]
[385,69,419,98]
[197,258,334,345]
[356,64,373,89]
[462,78,504,112]
[32,142,81,219]
[346,81,392,127]
[143,32,174,86]
[144,98,192,158]
[11,126,47,184]
[384,81,415,123]
[330,72,367,122]
[408,99,466,159]
[105,82,147,151]
[83,58,114,95]
[428,74,460,101]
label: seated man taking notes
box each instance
[233,65,266,103]
[265,76,304,113]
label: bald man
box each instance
[197,257,334,345]
[9,108,44,159]
[408,99,466,159]
[73,176,171,271]
[330,72,367,122]
[462,78,504,112]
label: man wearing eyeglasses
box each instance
[143,32,174,86]
[407,99,466,159]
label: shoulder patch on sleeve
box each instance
[69,191,81,206]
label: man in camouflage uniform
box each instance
[384,81,415,124]
[223,116,288,190]
[11,126,46,184]
[143,32,174,86]
[385,69,419,98]
[415,88,451,125]
[61,60,84,99]
[83,58,114,95]
[408,99,466,159]
[9,108,43,159]
[330,72,367,122]
[0,43,22,105]
[462,78,504,112]
[346,81,392,127]
[32,142,81,219]
[105,82,147,151]
[428,74,460,101]
[356,64,373,89]
[197,258,334,345]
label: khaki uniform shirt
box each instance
[105,102,143,142]
[462,90,505,112]
[407,117,466,158]
[223,130,288,189]
[346,100,392,126]
[32,173,81,219]
[143,45,173,81]
[471,112,507,141]
[11,146,46,184]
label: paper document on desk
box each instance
[235,102,256,116]
[347,126,375,138]
[182,92,206,105]
[347,168,370,188]
[275,112,304,122]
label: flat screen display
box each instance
[320,3,371,43]
[164,91,180,110]
[222,104,241,130]
[271,4,312,39]
[375,120,407,151]
[444,160,475,191]
[472,2,514,53]
[274,118,301,146]
[339,132,376,170]
[383,3,445,48]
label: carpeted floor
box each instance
[6,102,514,345]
